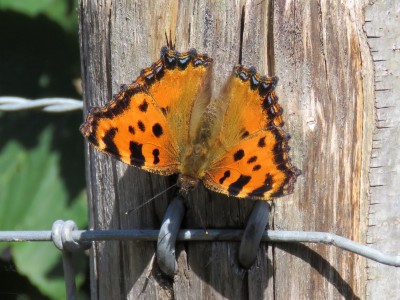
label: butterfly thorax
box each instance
[180,142,210,178]
[178,141,213,195]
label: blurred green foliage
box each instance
[0,0,89,299]
[0,128,88,299]
[0,0,78,32]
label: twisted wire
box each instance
[0,96,83,112]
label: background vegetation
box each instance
[0,0,89,299]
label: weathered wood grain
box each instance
[79,1,173,299]
[364,1,400,299]
[78,0,382,299]
[271,1,373,299]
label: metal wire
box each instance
[0,97,83,112]
[1,223,399,267]
[2,96,399,293]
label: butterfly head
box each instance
[177,174,200,197]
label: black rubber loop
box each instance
[157,196,185,277]
[238,201,270,269]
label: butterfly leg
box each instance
[238,201,270,269]
[157,195,186,277]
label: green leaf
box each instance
[0,0,78,32]
[0,127,88,299]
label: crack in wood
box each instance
[238,5,245,65]
[266,0,275,75]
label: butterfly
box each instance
[80,45,300,200]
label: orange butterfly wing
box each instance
[80,47,212,175]
[80,84,179,175]
[202,66,300,200]
[81,47,300,200]
[135,47,212,152]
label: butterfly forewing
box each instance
[80,84,180,175]
[81,47,213,176]
[220,66,282,143]
[135,47,213,163]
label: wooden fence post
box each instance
[78,1,398,299]
[364,1,400,299]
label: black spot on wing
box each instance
[252,164,261,171]
[128,126,135,135]
[241,130,249,139]
[103,128,120,157]
[228,175,252,196]
[161,106,169,116]
[258,136,266,147]
[219,170,231,184]
[247,156,257,164]
[139,99,148,112]
[152,123,163,137]
[129,141,145,167]
[138,120,145,132]
[152,149,160,165]
[233,149,245,161]
[248,174,273,198]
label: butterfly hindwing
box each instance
[203,128,299,200]
[202,66,300,200]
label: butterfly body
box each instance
[81,46,300,200]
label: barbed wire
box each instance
[1,220,399,267]
[0,96,83,112]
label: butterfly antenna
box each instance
[165,30,175,50]
[172,29,176,49]
[124,183,178,215]
[164,31,169,48]
[196,207,208,234]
